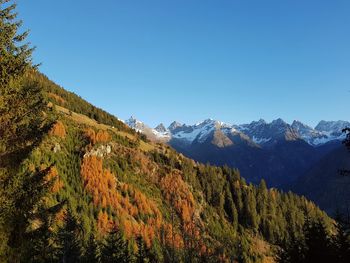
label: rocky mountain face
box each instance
[238,118,299,145]
[154,123,167,133]
[291,120,326,145]
[125,117,348,188]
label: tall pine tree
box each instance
[56,209,83,263]
[83,234,101,263]
[0,0,53,260]
[101,227,132,263]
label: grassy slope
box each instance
[55,105,155,152]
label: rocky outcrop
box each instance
[84,144,112,158]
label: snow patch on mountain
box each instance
[252,136,271,144]
[152,129,171,138]
[172,119,218,143]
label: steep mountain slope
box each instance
[171,134,320,187]
[293,146,350,215]
[24,71,333,262]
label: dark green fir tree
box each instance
[101,226,132,263]
[0,0,53,261]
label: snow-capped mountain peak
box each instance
[315,120,350,134]
[125,116,137,125]
[125,116,170,141]
[154,123,167,133]
[125,116,146,133]
[168,121,183,132]
[237,118,295,145]
[168,118,239,144]
[291,120,313,130]
[271,118,287,126]
[171,119,216,144]
[291,120,326,145]
[310,120,350,145]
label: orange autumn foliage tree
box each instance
[160,172,202,249]
[55,208,67,224]
[97,210,113,235]
[49,121,66,138]
[161,223,184,250]
[96,130,111,143]
[84,128,111,145]
[84,128,96,144]
[45,166,64,193]
[160,172,195,224]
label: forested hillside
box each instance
[1,1,350,262]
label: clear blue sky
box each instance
[18,0,349,127]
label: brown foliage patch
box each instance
[49,121,66,138]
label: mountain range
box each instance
[126,117,348,147]
[126,116,349,214]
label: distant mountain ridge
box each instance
[125,116,349,147]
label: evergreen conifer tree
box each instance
[83,234,101,263]
[303,219,334,263]
[136,235,150,263]
[101,227,131,263]
[26,203,63,263]
[0,0,53,260]
[333,217,350,263]
[56,209,83,263]
[276,234,306,263]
